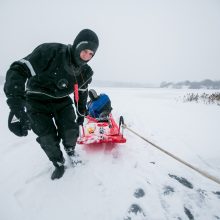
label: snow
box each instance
[0,86,220,220]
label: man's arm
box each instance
[4,43,61,109]
[4,61,31,110]
[75,65,93,124]
[4,44,59,136]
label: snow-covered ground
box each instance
[0,86,220,220]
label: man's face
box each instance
[80,49,94,61]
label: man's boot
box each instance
[64,146,82,166]
[36,134,65,180]
[51,157,65,180]
[64,146,75,157]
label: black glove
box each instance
[77,116,84,126]
[8,109,31,137]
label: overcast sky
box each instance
[1,0,220,84]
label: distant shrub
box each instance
[183,92,220,105]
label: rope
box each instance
[76,102,85,117]
[122,124,220,185]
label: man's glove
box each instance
[8,109,31,137]
[76,116,84,126]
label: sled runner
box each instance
[77,114,126,145]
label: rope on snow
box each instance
[122,123,220,186]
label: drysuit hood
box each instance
[72,29,99,67]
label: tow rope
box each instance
[122,124,220,185]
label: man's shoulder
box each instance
[27,43,68,60]
[35,42,67,51]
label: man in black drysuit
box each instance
[4,29,99,180]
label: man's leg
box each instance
[26,99,65,179]
[54,98,79,157]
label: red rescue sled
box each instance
[77,114,126,145]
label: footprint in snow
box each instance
[168,174,193,189]
[212,191,220,199]
[184,206,194,220]
[196,188,208,201]
[124,204,146,220]
[134,188,145,198]
[163,185,175,196]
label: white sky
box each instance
[0,0,220,84]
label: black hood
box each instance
[72,29,99,67]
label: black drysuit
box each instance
[4,43,93,166]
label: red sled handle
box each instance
[74,84,79,103]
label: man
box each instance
[4,29,99,180]
[87,89,112,119]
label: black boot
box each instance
[36,134,65,180]
[64,146,75,156]
[51,165,65,180]
[51,157,65,180]
[64,146,82,166]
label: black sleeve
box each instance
[4,62,31,110]
[4,43,60,110]
[75,65,93,116]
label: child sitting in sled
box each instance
[87,89,112,119]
